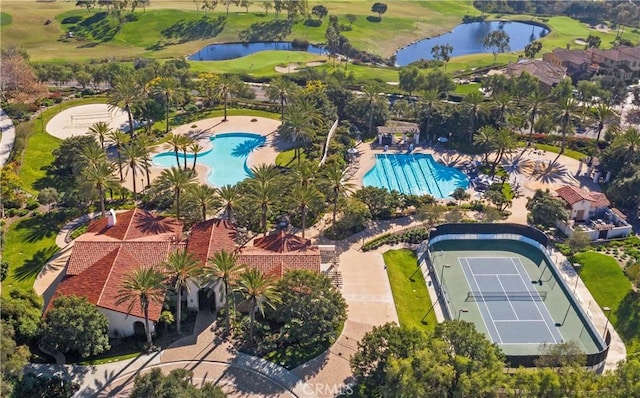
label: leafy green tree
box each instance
[311,4,328,19]
[116,267,167,346]
[533,341,586,369]
[526,189,568,228]
[0,260,8,282]
[37,187,60,211]
[157,167,197,219]
[40,295,110,360]
[271,270,347,358]
[398,65,422,96]
[130,368,226,398]
[345,13,357,27]
[1,320,31,386]
[0,288,43,344]
[203,250,246,333]
[567,230,591,254]
[416,204,447,227]
[482,30,510,64]
[524,40,542,59]
[354,186,402,219]
[162,250,202,334]
[50,135,99,186]
[371,2,387,19]
[237,268,281,346]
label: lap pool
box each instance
[362,153,468,198]
[152,132,266,187]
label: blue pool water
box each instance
[363,153,468,198]
[152,132,266,187]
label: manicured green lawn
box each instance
[189,50,325,76]
[275,149,306,168]
[2,213,61,297]
[533,143,588,161]
[383,249,437,332]
[454,82,481,95]
[574,251,640,354]
[18,97,110,194]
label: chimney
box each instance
[107,209,117,227]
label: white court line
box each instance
[511,257,560,344]
[496,276,520,321]
[493,319,549,322]
[472,273,520,276]
[460,257,503,344]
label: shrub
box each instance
[362,227,430,252]
[304,19,322,27]
[25,199,40,210]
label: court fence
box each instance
[421,223,610,371]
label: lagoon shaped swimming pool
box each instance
[152,132,266,187]
[363,153,468,199]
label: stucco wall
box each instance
[101,307,155,338]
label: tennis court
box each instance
[459,257,564,345]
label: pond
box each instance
[395,21,549,66]
[188,41,324,61]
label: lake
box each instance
[188,41,324,61]
[395,21,549,66]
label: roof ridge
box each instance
[122,208,139,240]
[97,245,124,307]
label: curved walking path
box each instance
[0,108,16,167]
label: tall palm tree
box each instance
[287,185,324,239]
[88,121,112,151]
[587,103,618,163]
[250,164,279,188]
[217,184,240,221]
[81,142,107,168]
[265,76,298,120]
[151,76,181,133]
[158,167,197,219]
[135,133,155,187]
[419,89,442,142]
[203,250,245,333]
[216,74,241,121]
[361,83,383,137]
[248,181,278,236]
[522,90,549,148]
[165,133,192,170]
[491,91,513,127]
[107,129,130,181]
[473,125,498,166]
[115,267,166,346]
[321,164,355,232]
[288,161,317,189]
[552,97,581,165]
[82,160,119,218]
[279,101,317,166]
[179,136,194,171]
[490,127,517,176]
[108,71,139,138]
[186,184,219,222]
[122,141,147,200]
[188,142,204,171]
[611,126,640,165]
[236,268,281,346]
[162,250,202,334]
[463,90,485,142]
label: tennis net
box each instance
[466,291,547,302]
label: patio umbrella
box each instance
[437,136,449,143]
[347,148,358,155]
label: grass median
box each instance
[383,249,437,332]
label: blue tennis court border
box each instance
[459,257,564,345]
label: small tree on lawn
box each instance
[311,4,328,19]
[37,187,59,211]
[40,295,110,360]
[567,231,591,254]
[371,2,387,19]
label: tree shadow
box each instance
[615,291,640,344]
[161,16,226,43]
[14,212,61,242]
[13,246,60,282]
[238,20,293,42]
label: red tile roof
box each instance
[555,186,610,208]
[187,219,237,266]
[253,230,314,253]
[50,209,182,321]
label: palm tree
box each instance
[552,97,581,165]
[491,91,513,127]
[473,125,498,166]
[463,91,485,142]
[490,127,517,176]
[80,142,107,168]
[88,121,112,151]
[179,136,194,171]
[158,167,197,219]
[265,76,298,120]
[107,129,130,181]
[248,181,278,236]
[135,133,155,187]
[522,90,549,146]
[151,76,181,133]
[250,164,279,187]
[188,142,204,171]
[419,89,442,142]
[288,185,324,239]
[322,164,355,232]
[279,100,318,166]
[587,103,618,163]
[288,160,317,189]
[162,250,202,334]
[361,83,383,137]
[82,160,119,218]
[217,184,240,221]
[122,141,147,200]
[115,267,166,346]
[236,268,280,346]
[186,184,219,222]
[203,250,245,333]
[165,133,192,170]
[108,71,139,138]
[216,74,241,121]
[610,126,640,165]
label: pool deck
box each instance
[120,116,281,192]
